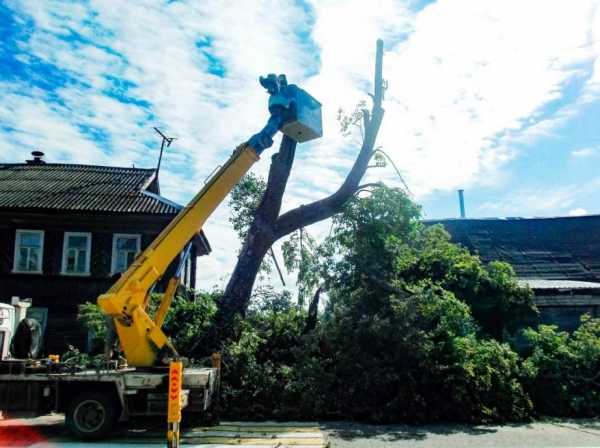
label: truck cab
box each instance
[0,303,15,360]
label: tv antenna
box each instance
[153,127,177,179]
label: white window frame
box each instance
[111,233,141,275]
[13,229,44,273]
[61,232,92,276]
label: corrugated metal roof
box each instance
[0,163,181,214]
[425,215,600,282]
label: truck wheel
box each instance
[10,317,42,359]
[66,391,118,441]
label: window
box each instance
[13,230,44,273]
[62,232,91,275]
[112,234,141,275]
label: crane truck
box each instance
[0,74,322,441]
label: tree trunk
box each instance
[220,39,386,321]
[222,135,297,316]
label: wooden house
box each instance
[425,215,600,332]
[0,153,211,354]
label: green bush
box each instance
[219,287,317,420]
[77,301,107,354]
[213,186,538,423]
[522,316,600,417]
[161,292,219,362]
[317,283,532,423]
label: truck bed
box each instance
[0,360,218,416]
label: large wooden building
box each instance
[0,154,210,354]
[425,215,600,332]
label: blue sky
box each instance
[1,0,599,289]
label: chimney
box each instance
[26,151,46,165]
[458,189,466,218]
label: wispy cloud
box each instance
[378,0,600,199]
[2,0,600,289]
[477,178,600,217]
[571,147,595,157]
[1,0,318,191]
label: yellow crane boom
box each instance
[98,74,322,367]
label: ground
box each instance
[322,420,600,448]
[0,414,599,447]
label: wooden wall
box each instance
[0,210,199,356]
[534,291,600,333]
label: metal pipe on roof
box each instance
[458,189,466,219]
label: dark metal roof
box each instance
[424,215,600,282]
[0,163,180,214]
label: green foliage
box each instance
[336,79,387,140]
[227,173,273,278]
[327,184,422,294]
[221,283,532,423]
[227,173,272,278]
[281,229,323,306]
[320,186,536,340]
[405,225,538,339]
[337,100,367,138]
[373,151,387,167]
[522,316,600,417]
[161,292,219,360]
[320,282,532,423]
[61,344,91,366]
[228,173,267,241]
[77,291,220,362]
[219,186,536,423]
[77,301,107,354]
[220,287,317,420]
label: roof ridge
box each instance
[0,163,156,172]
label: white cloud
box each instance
[378,0,600,199]
[571,147,595,157]
[477,178,600,217]
[569,208,588,216]
[2,0,600,291]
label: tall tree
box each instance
[220,40,387,318]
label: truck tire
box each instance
[65,391,119,441]
[10,317,42,359]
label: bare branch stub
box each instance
[374,39,384,110]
